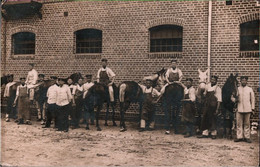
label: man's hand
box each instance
[13,103,16,107]
[108,83,113,86]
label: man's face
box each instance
[29,65,34,71]
[67,79,73,85]
[20,79,25,85]
[241,78,247,87]
[78,79,83,85]
[86,77,92,83]
[146,80,152,88]
[59,80,64,86]
[171,62,177,69]
[50,79,56,85]
[39,76,44,81]
[102,61,107,68]
[186,81,192,88]
[210,78,217,85]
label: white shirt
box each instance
[73,84,83,95]
[184,86,196,102]
[139,85,161,97]
[97,67,116,79]
[26,69,38,85]
[47,84,59,104]
[205,83,222,102]
[165,68,183,81]
[4,82,16,97]
[237,86,255,113]
[83,82,94,98]
[68,84,77,95]
[56,84,72,106]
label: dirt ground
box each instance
[1,118,259,167]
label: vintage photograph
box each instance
[0,0,259,166]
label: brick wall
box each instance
[1,0,259,119]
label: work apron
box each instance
[168,70,179,82]
[99,70,110,86]
[17,86,30,120]
[181,93,196,123]
[200,90,218,131]
[141,88,155,121]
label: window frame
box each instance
[12,31,36,55]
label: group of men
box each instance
[3,58,256,143]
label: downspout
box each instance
[1,2,7,76]
[207,0,212,81]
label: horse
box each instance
[1,75,9,86]
[84,82,118,131]
[221,73,238,139]
[162,83,184,134]
[118,68,167,132]
[195,68,209,133]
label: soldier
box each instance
[25,63,38,103]
[3,74,17,122]
[234,76,255,143]
[97,58,116,103]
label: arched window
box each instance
[75,29,102,53]
[12,32,35,55]
[240,20,259,51]
[149,25,183,53]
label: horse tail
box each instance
[119,83,127,103]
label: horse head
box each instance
[222,73,239,109]
[156,67,167,89]
[68,72,83,84]
[198,68,209,89]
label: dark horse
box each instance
[118,81,143,132]
[84,82,118,131]
[162,83,184,134]
[221,73,238,139]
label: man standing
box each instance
[198,75,222,139]
[36,74,48,125]
[234,76,255,143]
[138,79,161,132]
[43,76,58,128]
[4,74,17,122]
[160,59,183,94]
[83,74,95,128]
[56,78,72,132]
[179,78,196,138]
[97,58,116,102]
[25,63,38,102]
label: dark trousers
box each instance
[6,96,17,119]
[163,101,181,132]
[184,121,194,135]
[57,104,69,131]
[84,103,95,127]
[45,103,57,128]
[72,99,83,127]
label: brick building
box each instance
[1,0,259,120]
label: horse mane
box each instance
[222,74,238,110]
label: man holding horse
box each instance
[138,79,161,132]
[97,58,116,103]
[198,75,222,139]
[234,76,255,143]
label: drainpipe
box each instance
[207,0,212,81]
[1,2,7,76]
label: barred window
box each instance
[75,29,102,54]
[12,32,35,55]
[240,20,259,51]
[149,25,183,53]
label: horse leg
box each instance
[104,102,109,126]
[173,102,181,134]
[119,102,126,132]
[112,102,117,126]
[96,105,102,131]
[138,101,143,127]
[163,100,171,133]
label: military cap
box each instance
[50,76,57,80]
[240,76,248,80]
[101,58,108,62]
[186,78,193,82]
[171,59,177,63]
[28,63,35,66]
[211,75,218,80]
[8,74,14,78]
[85,74,92,78]
[38,74,45,78]
[20,77,26,80]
